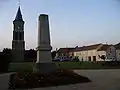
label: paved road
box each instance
[30,69,120,90]
[1,70,120,90]
[0,73,12,90]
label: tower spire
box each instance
[12,0,25,62]
[14,4,23,21]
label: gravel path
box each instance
[1,70,120,90]
[0,73,12,90]
[30,69,120,90]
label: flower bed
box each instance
[8,69,91,89]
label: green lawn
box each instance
[8,62,34,72]
[56,62,102,69]
[8,61,120,72]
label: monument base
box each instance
[33,63,58,74]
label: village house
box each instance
[115,43,120,61]
[55,48,74,61]
[57,43,117,61]
[56,48,74,57]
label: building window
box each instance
[88,56,91,61]
[81,57,83,61]
[15,32,18,40]
[109,48,111,53]
[93,56,96,61]
[13,31,15,40]
[19,32,22,40]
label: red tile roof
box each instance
[115,43,120,50]
[57,44,113,53]
[57,48,74,53]
[71,44,101,52]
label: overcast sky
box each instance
[0,0,120,51]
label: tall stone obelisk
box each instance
[34,14,57,73]
[36,14,52,63]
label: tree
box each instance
[0,48,12,73]
[24,49,37,62]
[2,48,12,54]
[2,48,12,62]
[100,55,106,61]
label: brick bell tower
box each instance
[12,6,25,62]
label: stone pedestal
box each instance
[33,63,57,74]
[33,14,57,73]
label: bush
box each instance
[104,61,120,66]
[0,53,12,73]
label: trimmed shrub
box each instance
[8,69,91,89]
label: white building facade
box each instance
[116,50,120,61]
[71,44,116,61]
[115,43,120,61]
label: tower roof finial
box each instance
[18,0,20,7]
[14,0,23,21]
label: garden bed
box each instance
[8,69,91,89]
